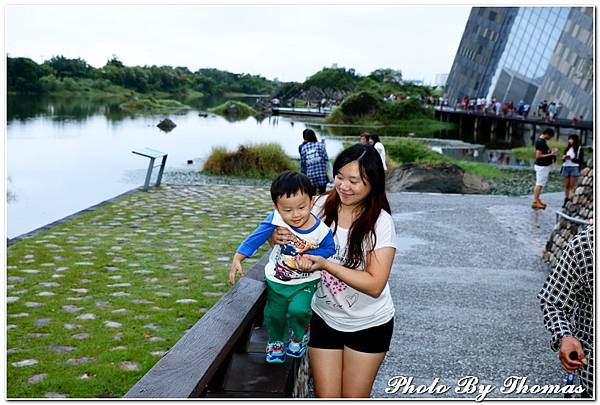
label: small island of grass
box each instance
[207,100,258,120]
[203,143,298,179]
[119,97,192,114]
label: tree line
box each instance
[7,55,438,101]
[7,55,277,97]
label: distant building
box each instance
[531,7,593,120]
[445,6,593,120]
[445,7,517,103]
[434,73,449,87]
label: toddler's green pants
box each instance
[264,278,319,342]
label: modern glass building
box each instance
[445,6,593,120]
[532,7,593,120]
[445,7,517,103]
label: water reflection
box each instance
[6,96,344,238]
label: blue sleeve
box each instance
[237,212,276,257]
[305,230,336,258]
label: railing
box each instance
[555,210,591,226]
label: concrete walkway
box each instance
[373,191,566,399]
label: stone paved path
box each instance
[7,184,272,398]
[373,191,567,399]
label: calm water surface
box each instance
[7,96,344,238]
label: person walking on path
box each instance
[532,128,557,210]
[271,144,397,397]
[560,134,584,207]
[368,134,388,174]
[359,132,370,145]
[299,129,330,194]
[538,225,594,398]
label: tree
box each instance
[44,55,93,79]
[303,67,361,92]
[7,57,53,92]
[369,68,402,84]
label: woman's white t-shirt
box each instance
[563,147,579,167]
[310,197,396,332]
[374,142,388,171]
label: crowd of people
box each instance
[448,95,584,124]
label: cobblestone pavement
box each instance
[373,191,568,399]
[7,184,272,398]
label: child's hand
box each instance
[295,255,314,272]
[302,254,329,271]
[229,260,245,285]
[298,254,329,272]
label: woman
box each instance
[273,144,396,397]
[560,134,583,206]
[299,129,329,194]
[368,134,388,174]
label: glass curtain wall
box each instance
[486,7,570,102]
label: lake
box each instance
[7,96,346,239]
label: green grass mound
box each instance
[207,101,257,120]
[386,138,451,166]
[203,143,298,179]
[119,97,191,113]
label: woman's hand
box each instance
[301,254,330,272]
[270,226,294,246]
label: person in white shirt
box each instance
[271,144,396,397]
[368,134,388,174]
[560,134,583,206]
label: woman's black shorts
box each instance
[308,312,394,353]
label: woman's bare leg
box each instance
[341,347,387,398]
[309,347,343,398]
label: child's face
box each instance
[274,191,314,228]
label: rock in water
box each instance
[386,163,490,194]
[157,118,176,132]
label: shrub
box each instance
[39,75,61,92]
[203,143,298,178]
[385,138,451,166]
[62,77,79,91]
[208,100,256,120]
[339,91,382,116]
[378,98,432,121]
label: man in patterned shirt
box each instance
[538,225,594,398]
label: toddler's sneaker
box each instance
[266,340,286,364]
[301,325,310,345]
[286,337,307,358]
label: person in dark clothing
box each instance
[532,128,557,209]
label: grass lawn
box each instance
[7,184,272,398]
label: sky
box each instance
[5,5,471,84]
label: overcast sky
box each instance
[6,5,471,84]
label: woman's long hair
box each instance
[565,134,580,158]
[370,134,381,145]
[302,128,318,143]
[319,144,390,269]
